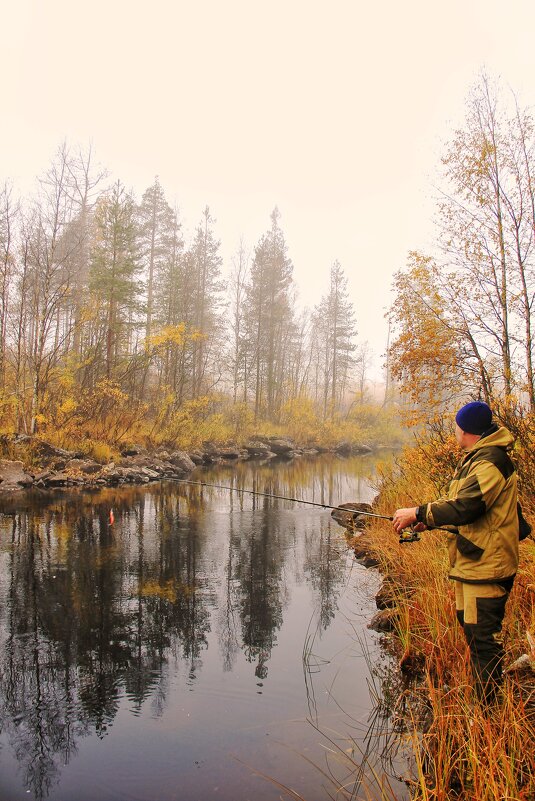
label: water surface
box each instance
[0,453,407,801]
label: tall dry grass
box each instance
[359,432,535,800]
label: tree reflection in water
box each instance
[0,453,395,800]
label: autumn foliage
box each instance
[366,428,535,800]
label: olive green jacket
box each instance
[416,425,519,584]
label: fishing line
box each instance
[174,478,394,520]
[173,478,455,541]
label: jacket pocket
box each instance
[456,532,484,560]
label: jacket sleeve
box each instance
[417,459,506,529]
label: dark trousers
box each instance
[454,580,510,703]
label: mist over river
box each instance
[0,453,409,801]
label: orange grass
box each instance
[357,443,535,800]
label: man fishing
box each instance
[392,401,519,704]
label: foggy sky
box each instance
[2,0,535,380]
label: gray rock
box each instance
[168,451,196,472]
[120,444,146,456]
[245,440,272,453]
[368,609,398,633]
[201,452,220,464]
[351,536,380,567]
[245,441,275,457]
[375,580,399,610]
[335,441,353,455]
[218,447,241,459]
[100,466,122,484]
[34,441,80,460]
[66,458,102,474]
[120,455,146,466]
[45,472,69,487]
[352,444,373,455]
[140,467,159,479]
[331,502,373,529]
[505,654,534,674]
[33,470,52,482]
[356,553,380,568]
[0,460,34,492]
[266,438,295,454]
[335,441,373,456]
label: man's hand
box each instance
[392,507,418,533]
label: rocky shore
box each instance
[0,434,374,495]
[330,502,398,628]
[331,504,535,683]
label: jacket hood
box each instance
[467,424,514,452]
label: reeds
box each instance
[358,448,535,800]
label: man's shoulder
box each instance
[470,444,515,480]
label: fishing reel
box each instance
[399,527,421,544]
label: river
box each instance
[0,453,410,801]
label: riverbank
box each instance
[0,433,377,495]
[335,446,535,800]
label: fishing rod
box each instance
[176,478,391,517]
[174,478,423,543]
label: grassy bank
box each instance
[354,430,535,800]
[0,395,407,467]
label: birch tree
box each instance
[391,75,535,414]
[0,182,17,394]
[311,261,357,418]
[21,147,84,432]
[227,239,250,403]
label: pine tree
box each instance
[136,177,176,342]
[245,208,294,419]
[190,207,224,397]
[89,181,141,380]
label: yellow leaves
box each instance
[59,397,77,415]
[389,251,461,410]
[146,324,206,354]
[147,324,186,349]
[163,400,231,449]
[94,379,129,403]
[223,402,254,438]
[89,441,114,463]
[280,397,318,443]
[55,370,76,391]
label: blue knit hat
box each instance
[455,401,492,435]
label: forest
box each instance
[1,66,535,800]
[2,73,535,465]
[0,143,394,456]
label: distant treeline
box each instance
[0,149,376,445]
